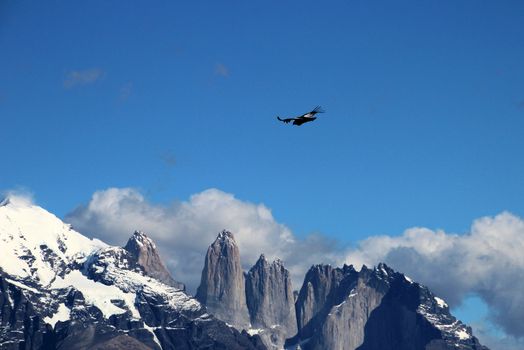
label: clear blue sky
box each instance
[1,0,524,242]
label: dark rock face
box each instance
[294,263,356,339]
[124,231,185,291]
[195,230,250,328]
[0,272,54,350]
[289,263,489,350]
[245,254,297,347]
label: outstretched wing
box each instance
[277,116,295,124]
[298,105,325,118]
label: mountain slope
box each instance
[0,197,265,350]
[289,263,488,350]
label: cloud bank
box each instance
[344,212,524,340]
[65,187,524,346]
[65,188,340,293]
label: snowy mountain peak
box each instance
[124,230,185,290]
[0,200,106,286]
[126,230,156,249]
[0,194,34,208]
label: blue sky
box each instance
[2,1,524,240]
[1,1,524,347]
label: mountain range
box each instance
[0,197,489,350]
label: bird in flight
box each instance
[277,106,325,126]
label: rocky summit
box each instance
[124,230,186,291]
[195,230,251,329]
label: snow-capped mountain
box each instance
[0,197,264,350]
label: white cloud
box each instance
[63,68,104,88]
[471,319,524,350]
[65,187,339,293]
[65,187,524,346]
[344,212,524,339]
[1,188,35,206]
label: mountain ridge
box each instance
[0,198,489,350]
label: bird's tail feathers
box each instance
[313,106,325,113]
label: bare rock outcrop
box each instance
[245,254,297,348]
[124,231,185,290]
[195,230,250,328]
[289,263,488,350]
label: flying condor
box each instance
[277,106,325,126]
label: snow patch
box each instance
[144,323,163,349]
[434,296,448,308]
[455,329,470,340]
[44,304,71,327]
[247,328,264,335]
[5,278,39,294]
[52,270,139,319]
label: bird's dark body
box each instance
[277,106,324,126]
[292,116,316,125]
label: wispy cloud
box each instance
[63,68,104,89]
[214,63,229,77]
[1,188,35,206]
[118,82,133,102]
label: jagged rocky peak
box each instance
[213,229,238,249]
[124,230,185,290]
[246,254,298,349]
[289,262,489,350]
[196,229,250,328]
[295,263,357,337]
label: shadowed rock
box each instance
[289,263,489,350]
